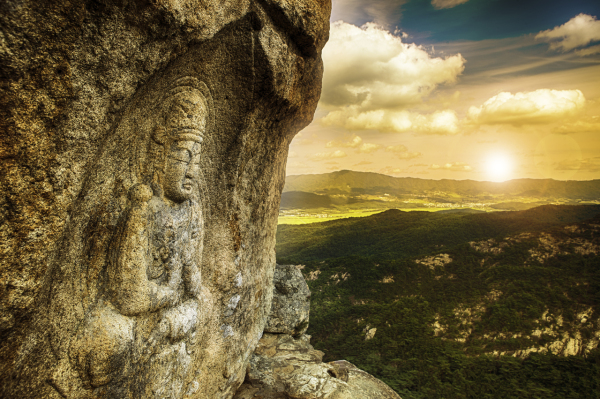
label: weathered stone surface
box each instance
[265,264,311,336]
[234,267,401,399]
[0,1,331,398]
[233,333,402,399]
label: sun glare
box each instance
[487,154,512,182]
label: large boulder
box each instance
[0,1,331,398]
[265,264,311,336]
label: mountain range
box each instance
[283,170,600,200]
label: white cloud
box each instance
[323,108,460,134]
[431,0,469,10]
[358,143,382,153]
[320,22,465,133]
[288,151,298,158]
[309,150,348,161]
[467,89,585,125]
[385,144,422,159]
[326,135,382,153]
[536,14,600,52]
[429,162,473,172]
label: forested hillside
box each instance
[276,205,600,398]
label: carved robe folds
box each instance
[71,184,204,397]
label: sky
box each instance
[286,0,600,181]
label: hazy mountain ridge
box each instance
[284,170,600,199]
[279,171,600,224]
[275,205,600,398]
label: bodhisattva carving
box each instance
[52,78,211,398]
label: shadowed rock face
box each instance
[0,1,330,398]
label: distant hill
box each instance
[280,191,332,209]
[276,204,600,398]
[284,170,600,200]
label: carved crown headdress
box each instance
[152,77,213,145]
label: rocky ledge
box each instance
[234,265,401,399]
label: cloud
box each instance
[379,166,406,175]
[287,161,311,170]
[536,14,600,52]
[358,143,382,153]
[326,135,363,148]
[323,108,460,134]
[326,135,382,153]
[555,157,600,172]
[429,162,473,172]
[575,44,600,56]
[385,144,422,159]
[288,151,298,158]
[309,150,348,161]
[552,119,600,134]
[331,0,408,27]
[467,89,585,125]
[431,0,469,10]
[386,144,407,152]
[321,22,465,108]
[320,22,465,133]
[354,161,373,166]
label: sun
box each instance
[487,153,512,182]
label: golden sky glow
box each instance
[287,4,600,181]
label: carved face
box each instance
[163,140,201,203]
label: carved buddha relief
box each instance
[50,77,213,398]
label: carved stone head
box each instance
[151,82,210,203]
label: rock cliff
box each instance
[0,1,331,398]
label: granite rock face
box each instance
[234,333,402,399]
[265,264,311,336]
[0,1,331,398]
[234,268,402,399]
